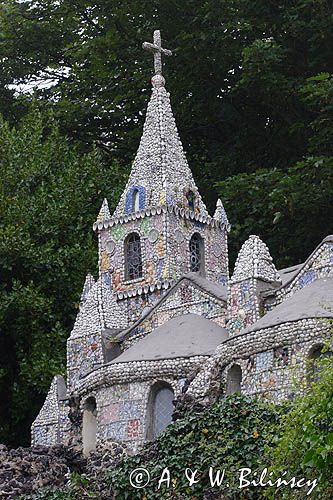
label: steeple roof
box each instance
[112,31,208,218]
[213,198,230,231]
[95,198,111,224]
[231,235,281,283]
[71,277,128,340]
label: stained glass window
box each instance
[189,233,204,273]
[125,233,143,280]
[153,387,174,438]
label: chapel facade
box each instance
[31,31,333,455]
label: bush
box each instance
[267,342,333,499]
[107,394,283,499]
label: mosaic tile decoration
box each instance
[31,29,333,455]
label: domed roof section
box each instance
[111,313,228,363]
[231,235,281,283]
[242,277,333,333]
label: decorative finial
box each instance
[143,30,172,87]
[93,198,110,230]
[213,198,231,231]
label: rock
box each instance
[0,443,87,497]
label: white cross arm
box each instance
[142,42,172,57]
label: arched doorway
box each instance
[82,397,97,456]
[226,364,242,395]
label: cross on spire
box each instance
[143,30,172,76]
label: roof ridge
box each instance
[115,273,227,342]
[263,235,333,296]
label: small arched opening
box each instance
[132,188,140,212]
[146,383,174,441]
[186,190,195,210]
[189,233,205,274]
[125,232,143,280]
[82,397,97,456]
[226,364,242,395]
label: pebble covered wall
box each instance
[31,30,333,454]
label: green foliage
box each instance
[105,395,283,499]
[301,73,333,154]
[0,0,332,266]
[268,343,333,499]
[0,109,127,446]
[217,157,333,267]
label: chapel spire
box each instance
[111,30,208,219]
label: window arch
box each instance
[82,397,97,456]
[132,189,140,212]
[189,233,204,273]
[125,233,143,280]
[146,383,174,440]
[226,364,242,395]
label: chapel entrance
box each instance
[226,364,242,395]
[82,396,97,456]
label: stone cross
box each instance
[142,30,172,76]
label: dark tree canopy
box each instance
[0,111,126,445]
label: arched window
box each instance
[186,190,195,210]
[189,233,204,273]
[226,364,242,395]
[125,233,143,280]
[82,397,97,456]
[147,383,174,440]
[132,189,140,212]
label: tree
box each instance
[1,0,332,203]
[217,156,333,268]
[0,109,126,446]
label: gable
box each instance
[112,274,227,352]
[264,236,333,310]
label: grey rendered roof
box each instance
[244,278,333,333]
[184,272,227,301]
[278,264,303,287]
[110,313,229,363]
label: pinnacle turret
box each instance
[213,198,230,231]
[80,273,95,307]
[95,198,111,224]
[231,235,281,283]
